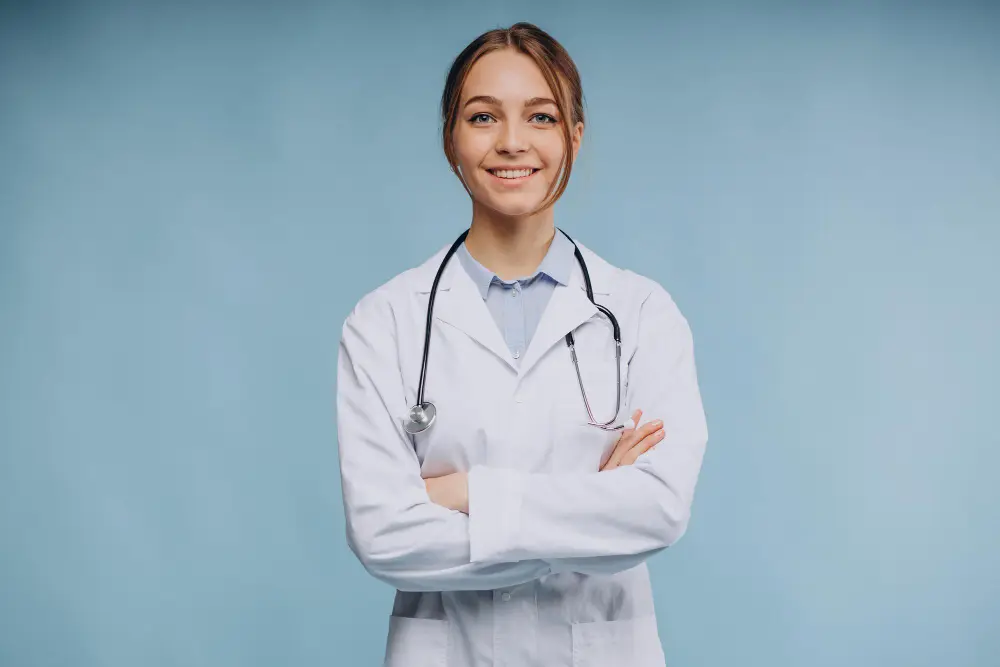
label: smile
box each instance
[486,168,540,184]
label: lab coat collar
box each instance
[413,235,618,377]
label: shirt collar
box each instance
[456,228,576,300]
[455,243,496,300]
[538,228,575,287]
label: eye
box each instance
[469,113,495,125]
[531,113,558,124]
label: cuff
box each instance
[468,465,525,563]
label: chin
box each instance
[479,193,548,218]
[492,203,545,219]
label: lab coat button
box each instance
[513,393,523,403]
[501,592,511,601]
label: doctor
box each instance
[337,21,709,667]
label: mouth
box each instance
[485,167,540,185]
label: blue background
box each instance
[1,2,998,665]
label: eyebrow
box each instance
[463,95,558,109]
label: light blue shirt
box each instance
[456,229,576,364]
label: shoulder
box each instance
[625,268,688,328]
[576,241,688,330]
[341,243,450,335]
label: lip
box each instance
[485,167,540,187]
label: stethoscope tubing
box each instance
[409,227,622,433]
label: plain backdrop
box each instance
[1,2,998,666]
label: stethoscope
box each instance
[403,227,624,435]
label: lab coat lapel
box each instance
[517,269,598,379]
[432,256,518,372]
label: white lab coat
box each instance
[337,238,709,667]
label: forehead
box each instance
[461,49,555,104]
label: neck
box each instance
[465,201,556,281]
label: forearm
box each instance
[346,495,552,591]
[421,470,662,577]
[467,445,703,563]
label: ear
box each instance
[571,121,585,163]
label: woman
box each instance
[337,22,709,667]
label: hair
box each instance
[440,22,585,215]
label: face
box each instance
[453,48,584,219]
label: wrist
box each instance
[456,471,469,514]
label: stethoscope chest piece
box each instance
[403,401,437,434]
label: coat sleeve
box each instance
[545,550,664,576]
[467,283,709,565]
[337,290,552,592]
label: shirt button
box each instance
[512,349,521,359]
[501,592,511,601]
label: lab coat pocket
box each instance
[571,615,665,667]
[555,421,620,473]
[384,616,449,667]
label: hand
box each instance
[600,409,664,471]
[424,471,469,514]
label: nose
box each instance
[495,120,528,154]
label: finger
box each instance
[601,409,643,471]
[620,427,665,466]
[606,415,662,469]
[601,427,635,471]
[632,418,663,444]
[618,424,664,466]
[622,408,642,432]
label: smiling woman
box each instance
[440,28,585,220]
[336,21,709,667]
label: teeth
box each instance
[492,169,534,179]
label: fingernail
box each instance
[652,419,663,427]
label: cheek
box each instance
[537,135,567,168]
[455,154,491,195]
[453,130,489,167]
